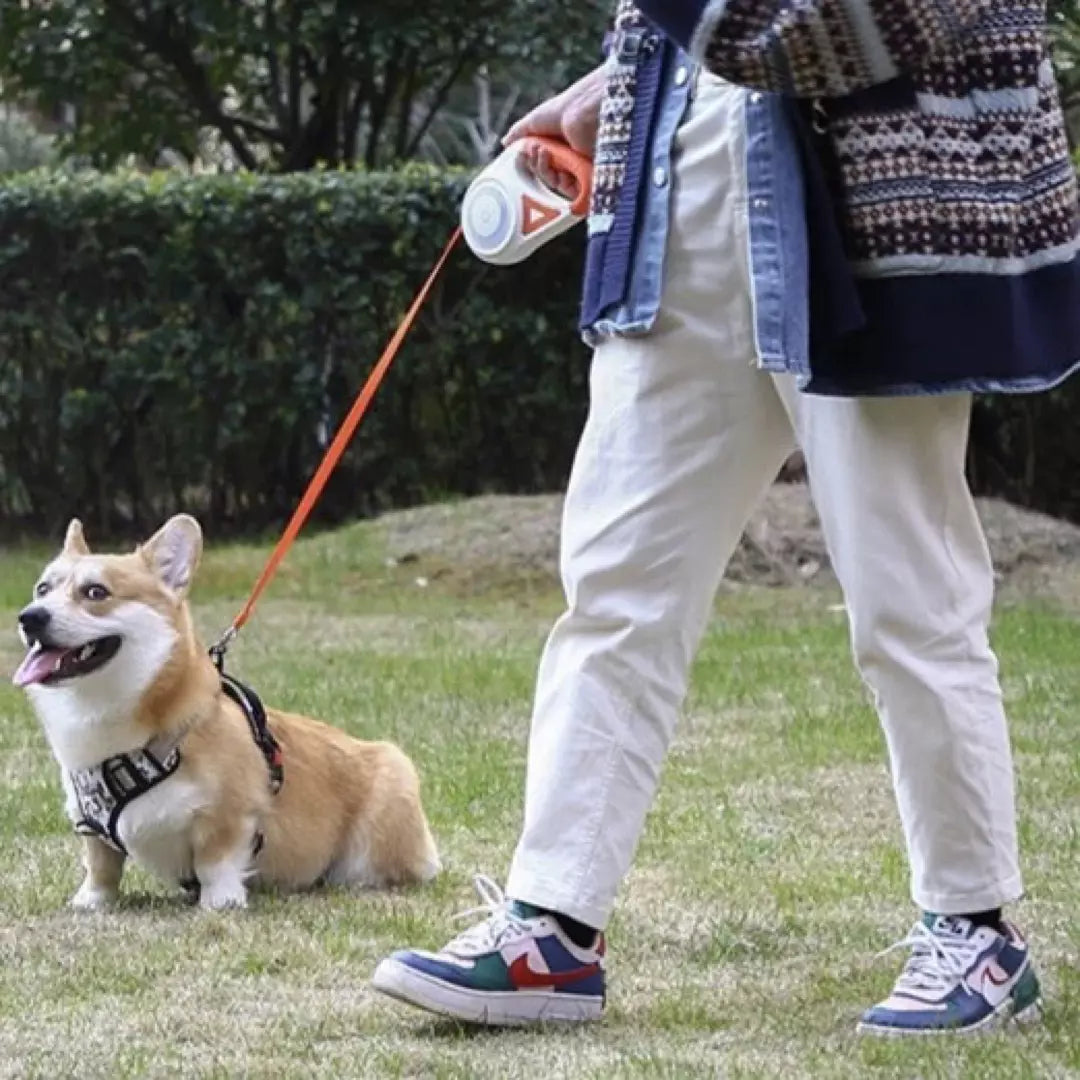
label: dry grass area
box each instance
[378,483,1080,591]
[0,496,1077,1078]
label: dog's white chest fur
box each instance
[116,774,204,883]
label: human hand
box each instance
[502,64,606,203]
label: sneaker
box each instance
[858,914,1042,1035]
[371,875,606,1025]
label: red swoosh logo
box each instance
[981,963,1011,990]
[508,953,601,989]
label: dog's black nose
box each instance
[18,606,51,636]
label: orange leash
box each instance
[210,226,463,665]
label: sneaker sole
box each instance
[857,975,1043,1038]
[371,957,604,1026]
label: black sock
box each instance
[962,907,1003,931]
[552,912,600,949]
[512,900,599,948]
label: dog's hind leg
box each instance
[71,835,126,911]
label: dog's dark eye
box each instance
[34,581,49,598]
[83,584,110,602]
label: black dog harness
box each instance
[70,673,283,855]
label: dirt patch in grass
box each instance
[378,483,1080,590]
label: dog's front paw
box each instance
[198,882,248,911]
[70,881,118,912]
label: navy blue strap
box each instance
[220,674,284,794]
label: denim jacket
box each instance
[584,45,810,385]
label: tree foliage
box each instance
[0,107,57,174]
[0,0,608,171]
[1050,0,1080,146]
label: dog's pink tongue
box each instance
[12,647,65,688]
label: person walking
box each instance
[373,0,1080,1034]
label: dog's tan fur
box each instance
[18,515,439,910]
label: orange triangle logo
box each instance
[521,194,561,236]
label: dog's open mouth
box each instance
[13,636,122,687]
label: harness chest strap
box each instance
[69,674,283,855]
[70,738,183,854]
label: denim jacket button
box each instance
[674,65,690,87]
[653,166,668,187]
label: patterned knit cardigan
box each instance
[591,0,1080,394]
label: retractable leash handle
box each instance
[461,136,593,265]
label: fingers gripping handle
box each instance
[461,136,593,265]
[520,136,594,217]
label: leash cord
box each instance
[210,225,463,663]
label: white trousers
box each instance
[505,74,1023,929]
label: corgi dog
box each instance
[13,514,440,911]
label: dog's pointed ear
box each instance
[63,519,90,557]
[141,515,203,595]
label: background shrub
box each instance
[0,167,588,538]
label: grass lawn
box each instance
[0,512,1077,1078]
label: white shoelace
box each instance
[443,874,534,957]
[878,920,987,998]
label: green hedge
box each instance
[0,167,590,537]
[0,166,1077,542]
